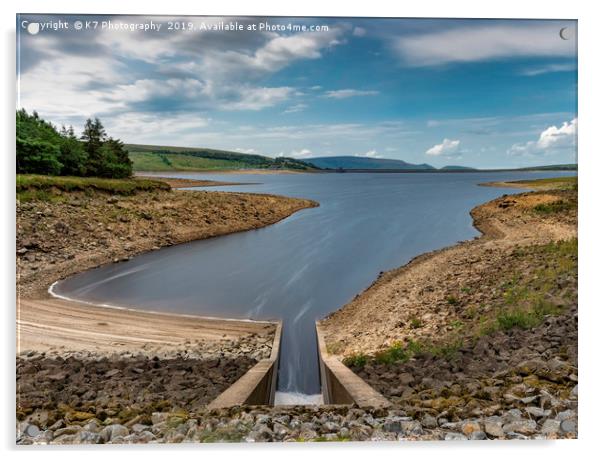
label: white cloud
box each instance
[395,23,575,66]
[426,138,460,156]
[235,148,258,154]
[355,150,382,158]
[537,118,577,148]
[20,23,347,117]
[252,29,343,71]
[282,103,308,114]
[108,78,206,104]
[520,62,576,76]
[192,27,345,82]
[508,118,577,156]
[104,112,211,144]
[289,148,314,158]
[323,89,379,99]
[19,59,128,120]
[222,86,294,111]
[352,27,367,37]
[226,121,413,142]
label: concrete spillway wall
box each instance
[315,322,391,408]
[208,321,390,408]
[208,322,282,408]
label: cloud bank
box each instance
[508,118,577,156]
[426,138,460,156]
[395,23,576,67]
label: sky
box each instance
[17,15,578,168]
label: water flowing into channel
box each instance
[53,171,575,398]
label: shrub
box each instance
[409,316,423,329]
[375,342,409,364]
[446,295,460,305]
[533,200,575,214]
[496,310,539,330]
[342,353,368,368]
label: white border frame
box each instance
[3,1,599,458]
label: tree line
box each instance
[16,109,132,178]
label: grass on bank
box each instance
[129,151,250,172]
[533,199,576,215]
[514,176,578,191]
[343,237,577,368]
[16,174,170,202]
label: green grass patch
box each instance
[446,295,460,306]
[16,174,170,199]
[428,339,464,359]
[496,309,540,330]
[450,319,464,329]
[533,200,576,214]
[409,316,423,329]
[129,151,251,171]
[483,238,576,333]
[17,189,66,203]
[342,353,369,368]
[514,176,577,190]
[375,341,410,364]
[359,337,465,367]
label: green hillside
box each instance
[517,164,577,171]
[125,144,318,172]
[440,165,478,171]
[305,156,435,170]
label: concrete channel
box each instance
[208,322,282,409]
[315,322,391,408]
[207,320,390,408]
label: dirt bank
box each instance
[134,176,258,188]
[320,187,576,355]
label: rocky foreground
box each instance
[17,400,576,444]
[17,333,275,445]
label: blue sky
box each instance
[17,15,577,168]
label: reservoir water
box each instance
[53,171,575,397]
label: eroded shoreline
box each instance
[318,178,577,439]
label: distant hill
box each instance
[305,156,435,170]
[516,164,577,171]
[440,165,478,171]
[125,144,318,172]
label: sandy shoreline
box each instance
[17,297,275,356]
[133,175,260,188]
[137,169,311,176]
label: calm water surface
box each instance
[54,171,575,395]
